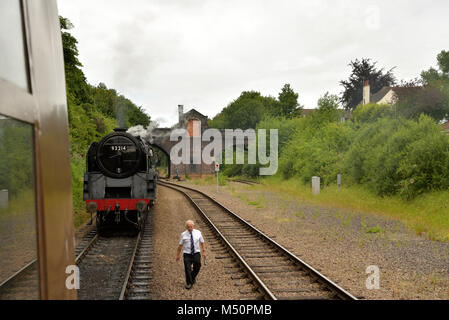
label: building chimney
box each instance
[363,80,370,105]
[178,105,184,126]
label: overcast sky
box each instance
[57,0,449,127]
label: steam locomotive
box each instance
[83,128,158,235]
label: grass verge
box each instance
[260,176,449,242]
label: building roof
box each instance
[183,109,207,120]
[358,86,422,106]
[370,87,392,104]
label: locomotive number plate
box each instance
[111,146,127,151]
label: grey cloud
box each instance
[58,0,449,125]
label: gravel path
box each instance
[149,186,246,300]
[180,180,449,300]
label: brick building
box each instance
[152,105,216,178]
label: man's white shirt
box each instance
[179,229,204,254]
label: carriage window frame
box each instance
[0,0,33,94]
[0,0,41,299]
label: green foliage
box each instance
[256,102,449,201]
[209,91,276,129]
[60,17,90,106]
[345,115,449,198]
[70,154,86,215]
[421,50,449,84]
[315,92,343,123]
[396,122,449,199]
[279,118,353,185]
[257,116,302,155]
[437,50,449,74]
[0,119,34,198]
[393,51,449,122]
[59,16,151,220]
[395,85,449,121]
[352,103,392,124]
[275,84,303,118]
[209,84,302,129]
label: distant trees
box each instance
[421,50,449,84]
[209,84,302,129]
[209,91,272,129]
[395,50,449,121]
[59,16,151,216]
[395,86,449,121]
[315,92,341,122]
[275,84,303,119]
[60,16,90,106]
[59,16,151,154]
[340,58,396,110]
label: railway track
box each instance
[120,211,154,300]
[1,212,154,300]
[77,210,154,300]
[0,225,98,300]
[229,179,260,186]
[158,181,357,300]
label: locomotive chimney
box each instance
[178,105,184,126]
[363,80,370,105]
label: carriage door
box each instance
[0,0,76,299]
[0,0,40,299]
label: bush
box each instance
[352,103,393,124]
[397,124,449,199]
[346,115,449,198]
[279,119,353,185]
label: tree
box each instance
[437,50,449,74]
[276,84,303,118]
[315,92,341,122]
[60,17,90,105]
[396,86,449,121]
[209,91,276,129]
[396,50,449,121]
[340,58,396,110]
[421,50,449,85]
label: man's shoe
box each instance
[185,284,192,290]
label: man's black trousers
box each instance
[183,252,201,285]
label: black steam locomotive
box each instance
[83,128,157,235]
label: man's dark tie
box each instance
[190,232,195,255]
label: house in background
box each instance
[358,80,422,106]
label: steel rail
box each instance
[119,229,143,300]
[159,180,357,300]
[0,230,98,292]
[75,234,99,265]
[0,259,37,289]
[159,181,276,300]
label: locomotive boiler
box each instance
[83,128,157,235]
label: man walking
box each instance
[176,220,206,289]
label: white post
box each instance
[337,174,342,191]
[215,163,220,193]
[0,190,8,209]
[312,177,320,195]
